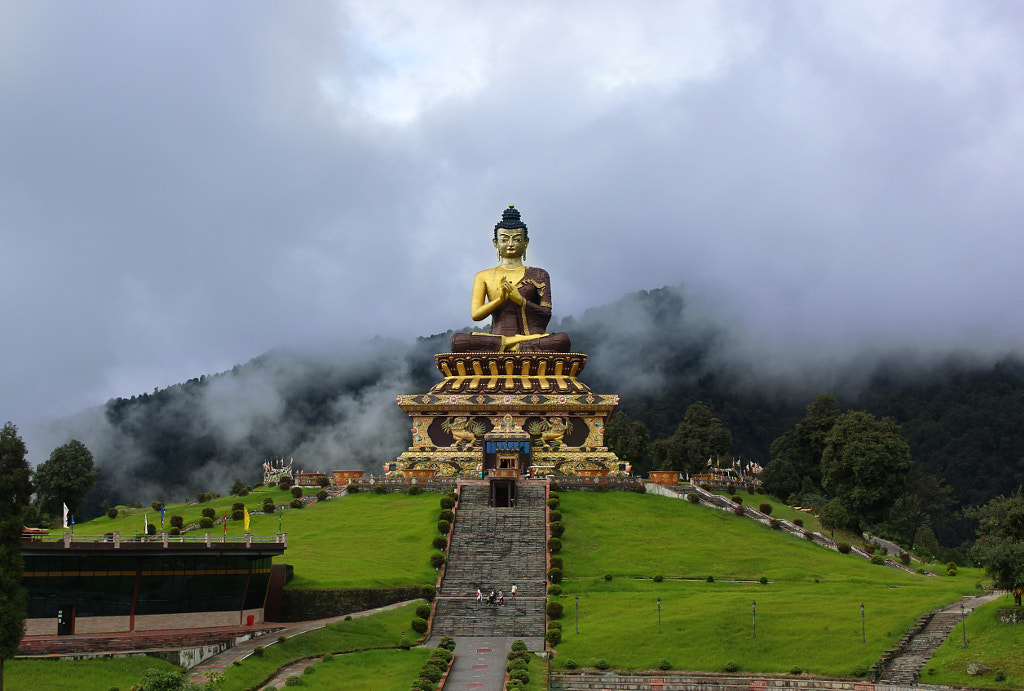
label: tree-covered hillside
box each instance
[54,285,1023,546]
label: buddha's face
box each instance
[494,228,528,259]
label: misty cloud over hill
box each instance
[43,285,1024,528]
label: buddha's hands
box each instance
[501,279,524,305]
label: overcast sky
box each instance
[3,1,1023,460]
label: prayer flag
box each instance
[144,512,148,533]
[62,503,69,529]
[243,506,250,531]
[223,511,228,535]
[160,504,165,528]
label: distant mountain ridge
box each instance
[60,285,1023,544]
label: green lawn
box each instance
[64,488,442,589]
[4,655,181,691]
[216,601,426,691]
[922,594,1024,689]
[552,491,982,677]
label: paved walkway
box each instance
[186,600,417,686]
[425,635,544,691]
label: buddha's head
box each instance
[493,204,529,259]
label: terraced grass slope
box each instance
[550,491,983,678]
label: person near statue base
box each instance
[451,205,571,353]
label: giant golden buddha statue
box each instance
[451,205,572,353]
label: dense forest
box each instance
[57,285,1023,549]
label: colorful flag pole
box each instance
[243,506,250,532]
[62,503,69,529]
[144,512,148,535]
[160,504,165,529]
[223,511,228,535]
[70,513,75,535]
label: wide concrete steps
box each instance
[431,482,549,638]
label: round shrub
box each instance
[440,495,455,510]
[548,584,562,597]
[201,507,216,519]
[170,514,184,528]
[416,602,432,619]
[546,628,561,646]
[399,637,412,649]
[232,501,245,511]
[407,484,422,496]
[731,495,743,505]
[437,519,451,535]
[511,639,528,652]
[546,497,560,509]
[546,601,563,619]
[438,635,456,651]
[232,509,244,521]
[199,517,214,529]
[864,543,876,554]
[837,542,851,554]
[411,679,432,691]
[548,537,562,553]
[439,509,454,522]
[278,476,293,491]
[726,483,737,494]
[870,555,886,565]
[317,475,330,488]
[262,499,275,513]
[687,492,700,503]
[419,665,443,683]
[653,574,664,583]
[508,669,530,685]
[430,552,446,568]
[594,659,610,671]
[507,660,529,673]
[549,556,563,569]
[152,501,164,512]
[758,503,773,515]
[706,575,714,583]
[432,535,448,550]
[724,660,740,672]
[900,552,911,565]
[790,666,802,675]
[302,665,315,676]
[284,676,304,686]
[278,635,287,644]
[315,489,328,502]
[106,508,118,519]
[548,567,563,583]
[549,521,565,538]
[290,498,304,509]
[759,576,768,585]
[733,505,745,516]
[373,485,387,494]
[411,617,428,634]
[169,526,180,535]
[603,573,613,581]
[420,585,436,601]
[659,659,672,670]
[851,664,869,678]
[197,492,212,503]
[946,565,957,576]
[252,645,265,656]
[346,482,359,493]
[793,518,804,528]
[566,659,578,670]
[290,486,304,498]
[431,648,452,663]
[548,620,561,630]
[548,509,562,522]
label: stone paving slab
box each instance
[429,635,544,691]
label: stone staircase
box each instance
[431,482,548,637]
[874,611,964,684]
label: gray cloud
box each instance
[3,1,1024,461]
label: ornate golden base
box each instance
[394,353,622,476]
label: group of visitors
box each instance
[476,583,517,606]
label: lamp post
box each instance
[961,602,968,648]
[575,595,579,635]
[752,600,757,639]
[861,603,865,643]
[657,597,662,634]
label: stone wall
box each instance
[280,586,431,622]
[997,608,1024,624]
[549,671,922,691]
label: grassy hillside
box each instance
[63,486,441,589]
[551,491,982,678]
